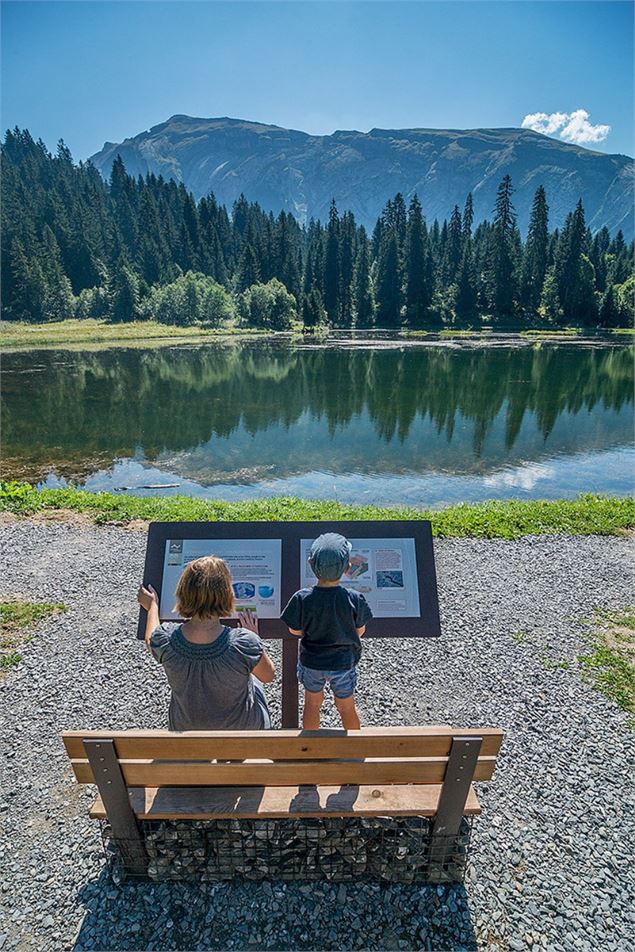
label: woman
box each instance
[137,555,275,730]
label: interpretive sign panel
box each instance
[299,536,421,618]
[138,522,292,640]
[159,537,282,620]
[138,520,440,725]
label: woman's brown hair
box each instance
[174,556,235,619]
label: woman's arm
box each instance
[137,584,160,649]
[252,650,276,683]
[237,610,276,682]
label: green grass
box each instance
[0,599,67,670]
[578,607,635,717]
[0,651,22,670]
[540,657,571,671]
[0,318,280,350]
[1,482,633,538]
[437,328,493,338]
[511,630,528,644]
[520,328,581,338]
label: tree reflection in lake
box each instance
[1,341,633,503]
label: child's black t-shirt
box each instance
[281,585,373,670]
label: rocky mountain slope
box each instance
[90,116,634,237]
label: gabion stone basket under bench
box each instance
[101,815,473,884]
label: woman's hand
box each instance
[137,584,159,611]
[238,609,259,633]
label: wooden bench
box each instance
[62,726,504,881]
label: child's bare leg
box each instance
[334,695,361,730]
[303,689,324,730]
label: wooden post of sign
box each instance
[281,637,300,728]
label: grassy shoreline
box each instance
[1,318,633,351]
[0,319,275,350]
[1,483,632,539]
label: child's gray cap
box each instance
[309,532,352,581]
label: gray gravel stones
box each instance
[0,519,634,951]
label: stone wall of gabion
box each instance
[103,816,472,884]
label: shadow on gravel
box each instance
[73,869,477,950]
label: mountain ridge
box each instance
[90,115,635,238]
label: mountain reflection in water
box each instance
[2,341,633,506]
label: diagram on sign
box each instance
[300,538,421,618]
[160,538,282,619]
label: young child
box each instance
[137,555,275,731]
[281,532,372,730]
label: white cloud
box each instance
[484,462,555,491]
[522,111,568,136]
[521,109,611,145]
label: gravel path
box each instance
[0,519,633,952]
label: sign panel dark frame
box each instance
[138,520,441,726]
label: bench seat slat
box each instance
[71,755,497,786]
[89,783,483,820]
[63,727,504,760]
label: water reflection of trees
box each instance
[2,344,632,464]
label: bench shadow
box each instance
[73,864,477,951]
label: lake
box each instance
[2,337,633,507]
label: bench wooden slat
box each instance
[71,755,497,786]
[62,727,504,761]
[89,782,483,820]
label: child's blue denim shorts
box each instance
[297,662,357,698]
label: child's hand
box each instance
[137,584,159,611]
[238,609,259,633]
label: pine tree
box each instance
[590,226,610,293]
[235,243,260,292]
[302,288,328,329]
[521,185,549,312]
[555,200,597,323]
[455,244,478,321]
[109,258,141,323]
[598,285,621,327]
[405,194,430,326]
[577,254,599,325]
[444,205,463,285]
[323,200,341,323]
[390,193,408,252]
[353,237,374,326]
[376,229,402,326]
[488,175,519,319]
[339,211,356,325]
[462,193,474,240]
[9,239,47,321]
[40,226,74,321]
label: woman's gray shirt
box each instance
[150,623,268,731]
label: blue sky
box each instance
[1,1,633,160]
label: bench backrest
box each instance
[63,726,503,788]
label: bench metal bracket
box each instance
[84,738,147,875]
[430,735,482,871]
